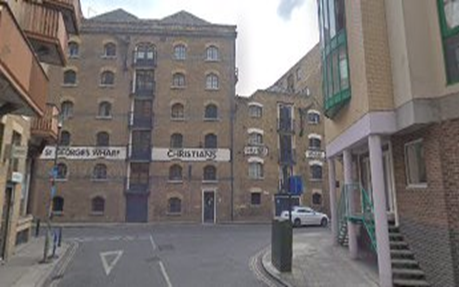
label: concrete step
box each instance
[393,268,425,279]
[390,241,409,250]
[390,233,404,241]
[391,259,420,269]
[391,249,415,259]
[389,226,400,233]
[393,278,430,287]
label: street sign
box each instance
[11,172,23,183]
[12,145,28,159]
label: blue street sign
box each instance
[288,176,304,196]
[49,167,58,178]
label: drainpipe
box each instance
[230,35,236,221]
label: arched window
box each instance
[92,196,105,213]
[206,46,219,61]
[248,133,263,145]
[309,137,321,150]
[206,73,219,90]
[203,165,217,181]
[204,104,218,119]
[168,197,182,213]
[96,132,109,147]
[174,44,186,60]
[308,111,321,124]
[56,163,67,179]
[312,193,322,205]
[171,103,184,119]
[249,162,263,179]
[100,71,115,85]
[172,73,186,87]
[59,131,71,146]
[204,133,217,148]
[170,133,183,148]
[93,164,107,180]
[311,165,323,180]
[63,70,77,85]
[169,165,182,181]
[104,43,116,57]
[61,101,73,119]
[52,196,64,213]
[68,41,79,57]
[98,102,112,117]
[134,43,156,63]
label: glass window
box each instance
[248,133,263,145]
[203,165,217,181]
[174,44,186,60]
[249,106,262,118]
[59,131,71,146]
[96,132,109,147]
[171,103,185,119]
[308,112,320,124]
[168,197,182,213]
[405,140,427,185]
[169,165,182,181]
[93,164,107,180]
[443,0,459,30]
[206,74,219,90]
[206,46,219,61]
[100,71,115,85]
[130,163,149,186]
[311,165,323,180]
[309,138,321,150]
[52,196,64,213]
[205,104,218,119]
[170,133,183,148]
[312,193,322,205]
[68,41,79,57]
[172,73,186,87]
[63,70,77,85]
[56,163,67,179]
[104,43,116,57]
[61,101,73,119]
[204,134,217,148]
[92,197,105,213]
[339,47,349,90]
[134,43,156,62]
[98,102,112,117]
[249,162,263,179]
[251,193,261,205]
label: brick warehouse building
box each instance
[30,9,237,223]
[319,0,459,286]
[233,45,329,221]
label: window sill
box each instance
[101,55,117,59]
[249,177,264,181]
[406,183,428,189]
[99,84,114,88]
[202,180,218,184]
[205,88,220,91]
[171,117,187,122]
[90,212,104,216]
[308,121,320,125]
[96,116,113,120]
[168,180,183,184]
[171,85,186,90]
[203,118,220,122]
[166,212,182,216]
[61,83,78,88]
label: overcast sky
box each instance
[80,0,319,96]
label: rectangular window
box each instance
[250,193,261,205]
[404,140,427,186]
[249,163,263,179]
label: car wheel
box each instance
[294,218,301,227]
[321,218,328,227]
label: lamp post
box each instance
[43,116,62,262]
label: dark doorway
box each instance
[1,186,13,259]
[126,194,148,223]
[203,191,215,223]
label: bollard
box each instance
[57,227,62,247]
[35,219,40,237]
[52,230,57,258]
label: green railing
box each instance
[336,183,377,252]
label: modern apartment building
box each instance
[233,45,329,221]
[30,9,237,224]
[0,0,80,260]
[319,0,459,286]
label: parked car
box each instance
[280,206,329,227]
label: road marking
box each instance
[149,234,157,251]
[249,247,279,287]
[68,235,150,243]
[159,260,173,287]
[100,250,123,276]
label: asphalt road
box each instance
[51,224,279,287]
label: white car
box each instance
[281,206,329,227]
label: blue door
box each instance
[126,194,148,223]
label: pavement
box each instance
[0,236,75,287]
[261,228,380,287]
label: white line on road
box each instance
[100,250,124,276]
[159,260,173,287]
[149,234,157,251]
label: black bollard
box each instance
[35,219,40,237]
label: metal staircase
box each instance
[336,184,430,287]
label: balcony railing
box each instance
[125,182,150,195]
[23,2,68,66]
[132,51,157,68]
[279,149,296,165]
[31,104,59,142]
[128,112,153,129]
[0,3,47,116]
[43,0,82,34]
[130,81,155,98]
[277,118,295,134]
